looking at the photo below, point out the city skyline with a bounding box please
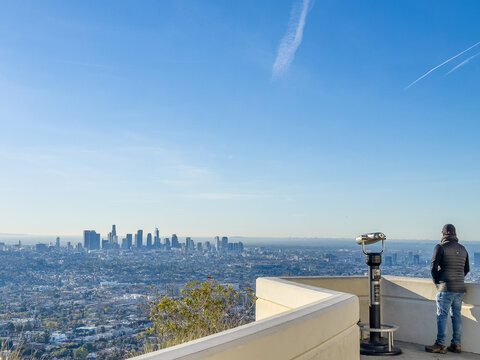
[2,222,480,244]
[1,1,480,240]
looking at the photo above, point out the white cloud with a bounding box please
[406,41,480,89]
[272,0,311,78]
[447,51,480,75]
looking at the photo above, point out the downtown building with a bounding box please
[83,230,100,250]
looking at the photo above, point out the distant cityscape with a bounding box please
[1,228,480,359]
[78,225,244,253]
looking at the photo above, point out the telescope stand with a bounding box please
[360,252,401,356]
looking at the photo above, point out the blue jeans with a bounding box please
[436,291,465,345]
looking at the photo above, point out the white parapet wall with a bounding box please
[381,276,480,353]
[285,276,369,324]
[131,277,360,360]
[255,277,360,360]
[286,276,480,355]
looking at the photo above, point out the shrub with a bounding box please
[146,280,255,349]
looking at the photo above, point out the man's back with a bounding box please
[431,235,469,293]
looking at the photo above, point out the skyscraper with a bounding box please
[215,236,221,252]
[136,230,143,248]
[147,233,153,248]
[83,230,100,250]
[108,224,118,246]
[221,237,228,252]
[93,233,100,250]
[83,230,90,249]
[154,227,160,248]
[186,237,194,252]
[163,237,171,249]
[126,233,133,249]
[55,237,60,248]
[171,234,179,248]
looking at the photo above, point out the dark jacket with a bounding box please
[431,235,470,293]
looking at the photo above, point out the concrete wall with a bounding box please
[288,276,480,354]
[132,278,360,360]
[130,275,480,359]
[382,276,480,353]
[255,278,360,360]
[287,276,369,324]
[255,277,338,321]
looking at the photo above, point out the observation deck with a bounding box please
[132,276,480,360]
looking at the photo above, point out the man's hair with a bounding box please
[442,224,456,236]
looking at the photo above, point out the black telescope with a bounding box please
[356,232,401,356]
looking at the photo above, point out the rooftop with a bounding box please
[132,276,480,360]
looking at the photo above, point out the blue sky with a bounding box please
[1,0,480,240]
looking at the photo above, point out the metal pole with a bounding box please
[367,252,382,343]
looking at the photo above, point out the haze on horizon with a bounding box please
[1,1,480,241]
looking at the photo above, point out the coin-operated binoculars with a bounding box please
[356,232,401,356]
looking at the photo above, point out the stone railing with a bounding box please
[132,277,360,360]
[131,275,480,359]
[290,276,480,354]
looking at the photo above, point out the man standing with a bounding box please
[425,224,470,354]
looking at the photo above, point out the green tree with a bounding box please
[73,346,88,360]
[146,280,255,349]
[50,347,69,358]
[32,330,50,344]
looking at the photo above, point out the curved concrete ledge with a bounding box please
[131,277,360,360]
[131,275,480,359]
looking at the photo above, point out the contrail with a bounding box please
[405,41,480,89]
[447,52,480,75]
[272,0,311,78]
